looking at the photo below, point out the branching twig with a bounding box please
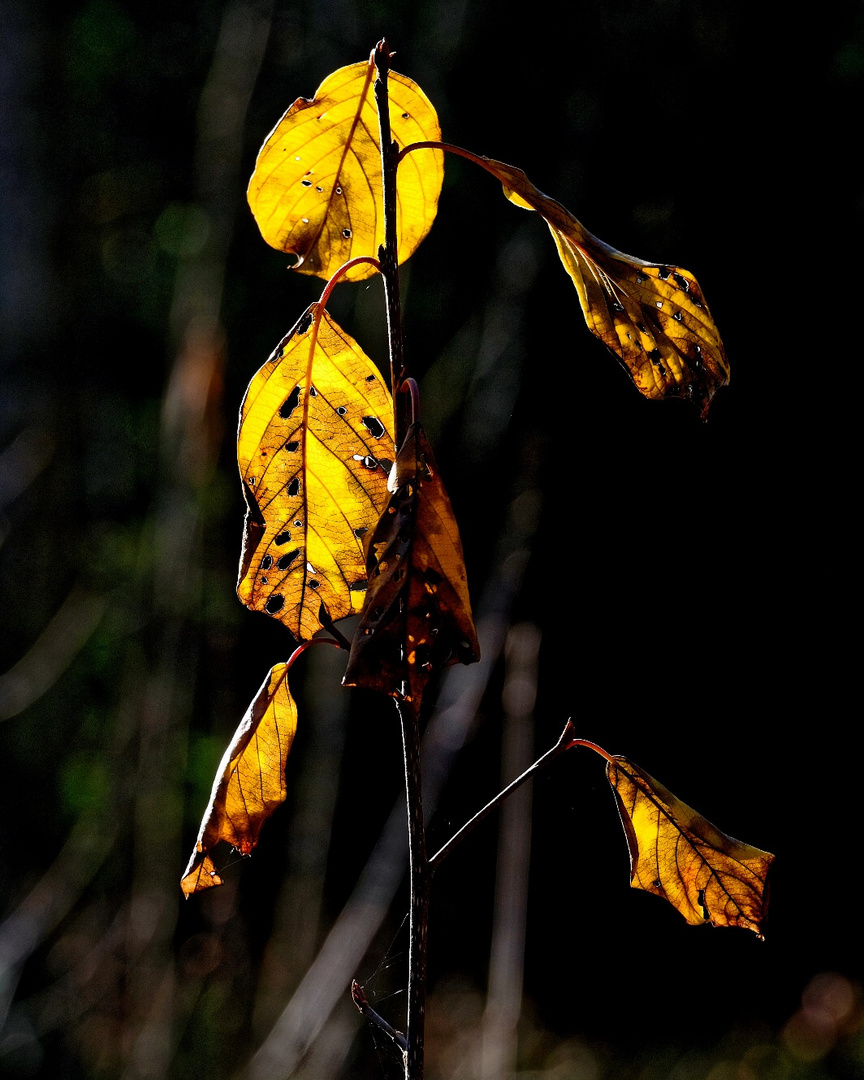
[430,720,577,872]
[352,980,408,1055]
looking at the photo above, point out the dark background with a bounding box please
[1,1,859,1078]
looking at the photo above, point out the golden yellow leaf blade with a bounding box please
[343,422,479,709]
[490,159,729,416]
[248,60,444,281]
[607,756,774,936]
[237,305,395,641]
[181,664,298,897]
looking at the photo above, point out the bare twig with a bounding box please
[352,980,408,1055]
[430,719,576,872]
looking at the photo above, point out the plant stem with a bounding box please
[374,39,411,450]
[374,39,429,1080]
[397,699,430,1080]
[429,720,577,872]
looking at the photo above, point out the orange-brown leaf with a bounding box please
[247,60,444,281]
[490,159,729,416]
[237,306,395,641]
[607,756,773,936]
[181,664,297,896]
[343,422,479,708]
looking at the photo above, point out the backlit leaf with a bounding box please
[607,756,774,936]
[181,664,297,896]
[490,159,729,416]
[248,59,444,281]
[343,422,479,709]
[237,305,395,642]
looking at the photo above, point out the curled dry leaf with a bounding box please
[181,664,298,896]
[343,422,479,710]
[248,59,444,282]
[237,305,395,642]
[607,756,774,936]
[489,159,729,416]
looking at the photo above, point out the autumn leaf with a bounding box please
[248,59,444,282]
[485,158,728,416]
[181,664,298,896]
[343,422,479,709]
[237,305,395,642]
[606,756,773,936]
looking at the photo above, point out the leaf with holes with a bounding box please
[343,422,479,710]
[248,58,443,282]
[607,756,774,936]
[238,305,395,641]
[487,159,728,416]
[181,664,297,896]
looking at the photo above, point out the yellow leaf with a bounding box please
[607,756,774,936]
[237,305,395,641]
[181,664,298,896]
[343,422,479,709]
[247,59,444,281]
[490,159,729,416]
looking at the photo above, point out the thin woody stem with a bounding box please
[374,38,429,1080]
[429,722,616,872]
[429,720,575,871]
[396,697,429,1080]
[374,40,412,450]
[352,980,409,1055]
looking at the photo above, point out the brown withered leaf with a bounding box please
[237,305,395,642]
[607,756,773,936]
[489,159,729,417]
[343,422,479,709]
[181,664,297,896]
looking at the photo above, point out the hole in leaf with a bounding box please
[288,478,301,496]
[362,415,385,439]
[275,531,291,545]
[301,179,312,187]
[353,527,368,538]
[350,580,368,591]
[297,312,313,334]
[309,580,320,590]
[284,440,299,452]
[265,595,285,614]
[260,555,273,570]
[280,386,301,419]
[276,549,300,570]
[336,406,347,416]
[342,228,352,238]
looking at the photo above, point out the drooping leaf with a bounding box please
[343,422,479,709]
[237,305,395,642]
[181,664,298,896]
[247,59,444,282]
[488,159,728,416]
[607,755,774,936]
